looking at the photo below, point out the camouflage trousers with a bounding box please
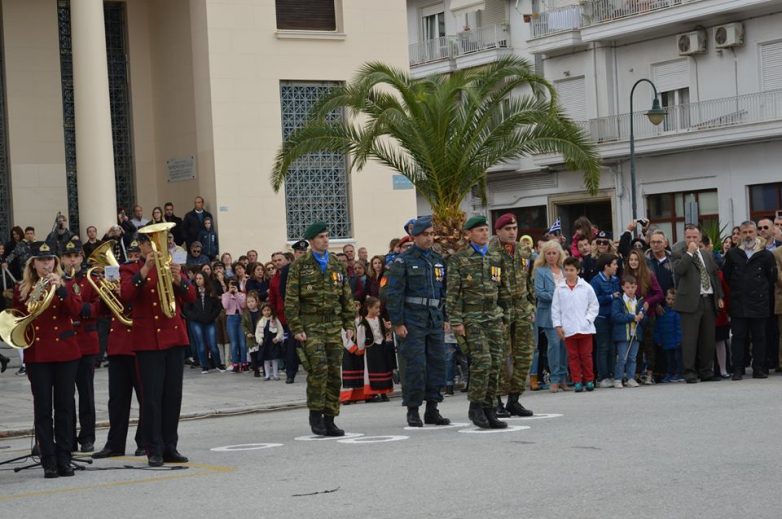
[498,318,534,396]
[462,317,505,408]
[302,322,344,417]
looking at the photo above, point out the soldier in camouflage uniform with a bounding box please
[446,216,511,429]
[489,213,535,418]
[384,217,450,428]
[285,222,355,436]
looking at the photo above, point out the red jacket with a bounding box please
[65,272,101,356]
[13,282,82,363]
[119,262,195,351]
[107,315,135,356]
[268,270,287,326]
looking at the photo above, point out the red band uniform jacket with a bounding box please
[64,272,101,356]
[13,283,83,363]
[119,262,196,351]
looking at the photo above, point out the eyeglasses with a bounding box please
[596,239,610,245]
[759,225,770,230]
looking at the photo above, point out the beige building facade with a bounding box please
[0,0,416,255]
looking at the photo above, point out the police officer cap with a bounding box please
[303,222,328,240]
[127,240,141,253]
[596,230,613,240]
[63,238,83,255]
[494,213,516,231]
[30,241,57,259]
[292,239,309,251]
[464,215,488,230]
[411,217,433,236]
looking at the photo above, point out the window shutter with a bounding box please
[555,77,587,121]
[652,59,689,93]
[276,0,336,31]
[761,41,782,90]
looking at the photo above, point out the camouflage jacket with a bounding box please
[284,251,355,335]
[384,245,446,328]
[488,237,535,321]
[445,244,511,326]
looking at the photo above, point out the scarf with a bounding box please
[312,250,329,273]
[471,243,488,257]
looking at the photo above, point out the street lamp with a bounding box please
[629,78,666,222]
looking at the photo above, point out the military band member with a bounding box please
[93,241,144,459]
[120,233,195,467]
[13,242,83,478]
[446,216,511,429]
[285,222,354,436]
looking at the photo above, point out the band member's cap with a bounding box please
[63,239,83,255]
[30,241,57,259]
[127,240,140,253]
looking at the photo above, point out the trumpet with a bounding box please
[0,271,57,349]
[137,222,177,318]
[86,241,132,327]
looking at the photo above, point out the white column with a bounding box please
[70,0,117,236]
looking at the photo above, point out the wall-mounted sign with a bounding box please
[166,156,196,183]
[393,175,414,190]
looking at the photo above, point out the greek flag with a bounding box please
[548,217,561,235]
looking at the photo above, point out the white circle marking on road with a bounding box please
[458,425,531,434]
[294,432,365,441]
[503,413,563,421]
[211,443,284,452]
[403,422,470,431]
[337,435,409,444]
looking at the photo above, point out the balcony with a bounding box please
[527,4,584,54]
[408,24,512,78]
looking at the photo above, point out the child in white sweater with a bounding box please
[254,303,284,380]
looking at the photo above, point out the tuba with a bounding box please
[86,240,132,326]
[137,222,177,318]
[0,273,57,349]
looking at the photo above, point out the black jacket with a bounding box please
[182,209,214,247]
[164,214,185,245]
[182,291,223,324]
[722,245,777,319]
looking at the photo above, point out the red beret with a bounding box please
[494,213,517,231]
[398,235,413,245]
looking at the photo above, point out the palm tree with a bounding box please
[271,56,601,249]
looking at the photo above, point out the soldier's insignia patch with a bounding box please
[380,276,388,288]
[491,266,502,282]
[434,263,444,281]
[72,283,81,295]
[306,285,313,291]
[466,274,472,282]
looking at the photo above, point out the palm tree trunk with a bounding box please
[432,204,467,256]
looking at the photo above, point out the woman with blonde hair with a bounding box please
[533,240,570,392]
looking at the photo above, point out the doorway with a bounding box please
[555,199,613,238]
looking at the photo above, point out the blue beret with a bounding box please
[411,217,433,236]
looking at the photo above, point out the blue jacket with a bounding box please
[590,272,620,319]
[197,229,219,260]
[653,305,681,350]
[534,266,556,328]
[384,245,446,329]
[611,296,645,342]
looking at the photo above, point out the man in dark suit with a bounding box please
[671,224,724,383]
[182,196,214,248]
[163,202,185,245]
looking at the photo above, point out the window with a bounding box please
[422,11,445,41]
[760,41,782,91]
[748,183,782,223]
[646,189,718,243]
[275,0,336,31]
[491,206,547,242]
[554,77,587,122]
[279,82,351,240]
[660,87,690,132]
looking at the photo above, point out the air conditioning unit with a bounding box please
[715,23,744,48]
[677,30,707,56]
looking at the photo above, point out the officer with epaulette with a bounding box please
[446,215,511,429]
[60,238,101,453]
[489,213,535,418]
[284,222,355,437]
[384,217,450,427]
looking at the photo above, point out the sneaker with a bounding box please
[272,376,280,381]
[599,378,613,388]
[613,380,623,389]
[625,378,640,388]
[216,366,226,373]
[16,366,26,376]
[585,382,594,392]
[574,383,583,392]
[671,376,685,383]
[661,375,672,383]
[201,370,210,374]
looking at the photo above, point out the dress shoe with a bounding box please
[309,410,327,436]
[468,402,490,429]
[44,466,59,479]
[148,455,164,467]
[444,385,454,395]
[285,377,294,384]
[379,394,389,402]
[423,402,450,425]
[163,451,189,463]
[406,406,423,427]
[731,373,743,381]
[495,397,511,418]
[752,371,768,379]
[57,464,75,477]
[483,407,508,429]
[702,375,721,382]
[92,447,124,459]
[323,415,345,437]
[80,441,95,453]
[0,353,9,373]
[505,394,533,417]
[134,447,146,456]
[685,377,699,384]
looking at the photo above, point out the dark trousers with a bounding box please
[97,317,111,361]
[284,328,299,380]
[680,296,716,381]
[73,354,96,446]
[397,323,446,407]
[105,355,143,453]
[27,360,79,466]
[765,315,779,371]
[135,346,185,457]
[731,317,767,375]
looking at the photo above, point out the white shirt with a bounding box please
[551,277,599,337]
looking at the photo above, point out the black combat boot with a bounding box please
[423,401,450,426]
[506,393,533,417]
[406,406,423,427]
[483,407,508,429]
[323,415,345,437]
[468,402,490,429]
[309,410,327,436]
[495,396,511,418]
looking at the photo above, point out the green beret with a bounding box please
[464,215,488,230]
[303,221,328,240]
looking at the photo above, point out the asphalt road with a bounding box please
[2,377,781,518]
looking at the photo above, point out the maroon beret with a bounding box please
[494,213,517,231]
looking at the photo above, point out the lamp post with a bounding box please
[629,78,666,221]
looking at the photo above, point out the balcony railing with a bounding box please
[530,4,583,38]
[409,24,509,67]
[586,0,703,26]
[582,89,782,143]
